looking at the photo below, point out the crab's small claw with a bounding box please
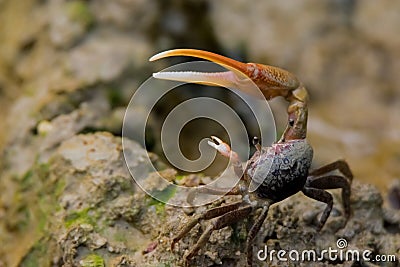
[207,136,231,158]
[208,136,244,178]
[208,136,242,166]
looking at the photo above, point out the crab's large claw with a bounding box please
[150,49,309,141]
[149,49,300,100]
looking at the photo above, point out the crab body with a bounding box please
[247,139,313,201]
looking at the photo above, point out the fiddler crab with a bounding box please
[150,49,353,266]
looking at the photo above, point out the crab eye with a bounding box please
[252,136,259,146]
[289,119,295,127]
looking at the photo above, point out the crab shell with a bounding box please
[246,139,313,201]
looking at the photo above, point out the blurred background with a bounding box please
[0,0,399,262]
[1,0,398,190]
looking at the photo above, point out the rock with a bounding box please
[388,179,400,210]
[354,0,400,50]
[48,0,94,48]
[66,31,151,85]
[0,132,155,266]
[2,131,398,266]
[210,1,333,65]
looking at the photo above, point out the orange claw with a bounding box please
[150,48,309,141]
[150,49,300,100]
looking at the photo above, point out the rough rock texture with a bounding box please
[1,132,399,266]
[0,0,400,266]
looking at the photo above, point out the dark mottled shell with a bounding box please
[246,139,313,201]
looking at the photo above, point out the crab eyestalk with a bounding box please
[150,48,309,141]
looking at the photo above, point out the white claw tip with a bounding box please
[149,55,157,62]
[210,136,223,144]
[149,50,171,61]
[208,136,230,155]
[207,140,218,150]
